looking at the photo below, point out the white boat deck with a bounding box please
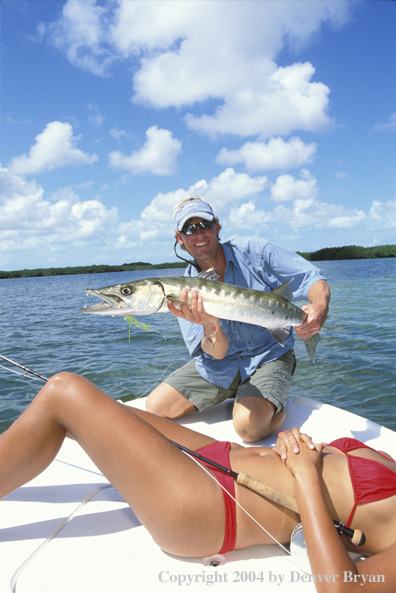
[1,396,395,593]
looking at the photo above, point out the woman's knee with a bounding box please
[46,371,80,391]
[41,372,90,407]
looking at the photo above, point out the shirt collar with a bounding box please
[187,241,237,278]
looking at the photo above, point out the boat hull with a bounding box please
[1,396,395,592]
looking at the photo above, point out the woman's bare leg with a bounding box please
[0,373,226,557]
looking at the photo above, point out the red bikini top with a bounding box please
[328,437,396,527]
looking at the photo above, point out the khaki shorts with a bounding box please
[164,350,296,414]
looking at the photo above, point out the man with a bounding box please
[146,195,330,441]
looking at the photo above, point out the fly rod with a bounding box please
[170,440,366,547]
[0,355,49,382]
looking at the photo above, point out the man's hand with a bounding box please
[168,288,229,358]
[295,280,330,339]
[167,287,217,326]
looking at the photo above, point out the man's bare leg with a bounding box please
[146,382,196,418]
[233,397,286,442]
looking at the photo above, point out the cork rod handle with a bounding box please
[236,471,299,514]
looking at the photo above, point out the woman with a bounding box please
[1,372,396,591]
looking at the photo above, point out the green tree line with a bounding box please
[0,261,187,280]
[1,244,394,279]
[297,244,396,261]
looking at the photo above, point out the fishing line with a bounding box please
[0,353,187,404]
[10,484,114,593]
[0,355,49,382]
[134,358,191,400]
[0,363,44,382]
[180,448,295,561]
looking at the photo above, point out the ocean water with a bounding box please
[0,259,395,434]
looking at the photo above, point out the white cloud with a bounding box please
[216,137,317,172]
[229,202,271,230]
[116,165,374,240]
[0,167,118,248]
[270,199,366,231]
[373,112,396,132]
[110,127,128,139]
[187,168,268,216]
[117,168,267,244]
[41,0,119,76]
[41,0,352,138]
[109,126,182,175]
[2,163,395,268]
[87,103,105,126]
[368,198,396,228]
[185,62,332,138]
[8,121,98,175]
[271,169,318,202]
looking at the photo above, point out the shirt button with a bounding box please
[241,356,244,359]
[247,340,250,344]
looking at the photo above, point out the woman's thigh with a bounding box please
[48,373,227,557]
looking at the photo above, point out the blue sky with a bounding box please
[1,0,395,271]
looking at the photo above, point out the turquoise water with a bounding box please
[0,259,395,433]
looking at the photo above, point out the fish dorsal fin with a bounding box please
[272,279,294,302]
[197,267,220,281]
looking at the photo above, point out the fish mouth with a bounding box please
[80,289,127,313]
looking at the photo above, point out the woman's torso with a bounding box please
[228,442,396,555]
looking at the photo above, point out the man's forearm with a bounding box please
[307,280,330,327]
[308,279,331,310]
[295,280,330,339]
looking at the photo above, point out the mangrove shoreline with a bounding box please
[1,244,395,279]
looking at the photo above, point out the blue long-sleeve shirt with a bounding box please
[178,237,326,388]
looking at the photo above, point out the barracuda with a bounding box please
[80,273,320,361]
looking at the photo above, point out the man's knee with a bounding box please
[233,418,274,442]
[146,384,195,418]
[233,398,282,442]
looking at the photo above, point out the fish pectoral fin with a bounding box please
[304,333,321,363]
[272,280,294,302]
[267,326,290,346]
[166,296,189,309]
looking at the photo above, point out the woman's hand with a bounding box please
[273,427,326,462]
[283,436,326,479]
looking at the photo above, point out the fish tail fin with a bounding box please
[305,333,321,363]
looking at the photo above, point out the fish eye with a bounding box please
[121,286,132,296]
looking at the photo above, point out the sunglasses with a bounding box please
[180,219,216,235]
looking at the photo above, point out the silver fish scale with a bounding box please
[160,277,304,328]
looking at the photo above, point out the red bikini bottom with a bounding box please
[195,441,237,554]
